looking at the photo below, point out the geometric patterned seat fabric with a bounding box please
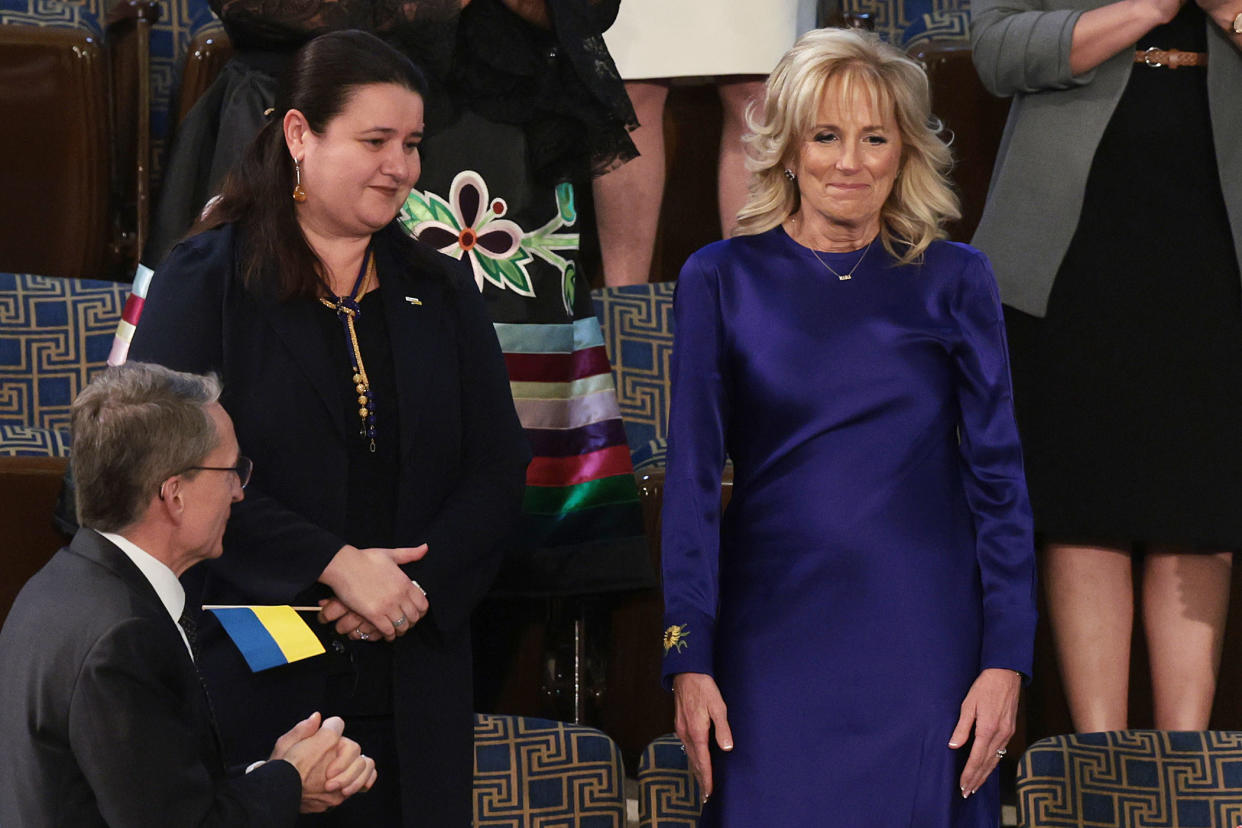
[0,0,220,188]
[146,1,224,187]
[637,734,701,828]
[0,273,129,456]
[901,8,971,49]
[838,0,973,46]
[1017,730,1242,827]
[474,713,627,826]
[592,283,674,472]
[0,0,102,35]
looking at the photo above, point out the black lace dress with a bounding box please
[1005,4,1242,548]
[147,0,637,264]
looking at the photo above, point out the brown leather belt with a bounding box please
[1134,47,1207,68]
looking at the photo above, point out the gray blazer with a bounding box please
[970,0,1242,317]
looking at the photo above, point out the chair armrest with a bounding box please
[174,24,233,133]
[0,456,70,627]
[106,0,161,271]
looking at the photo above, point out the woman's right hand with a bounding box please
[319,544,429,641]
[672,672,733,803]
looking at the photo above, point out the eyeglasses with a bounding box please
[178,456,254,489]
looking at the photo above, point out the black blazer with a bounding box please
[128,222,530,825]
[0,529,302,827]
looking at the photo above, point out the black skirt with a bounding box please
[1006,4,1242,548]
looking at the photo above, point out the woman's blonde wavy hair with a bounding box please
[734,27,960,265]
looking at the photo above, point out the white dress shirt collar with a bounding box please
[97,530,193,658]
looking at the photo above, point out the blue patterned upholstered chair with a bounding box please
[145,0,226,187]
[837,0,972,47]
[473,713,628,826]
[0,0,224,277]
[592,283,675,473]
[591,283,732,767]
[0,273,130,456]
[1017,730,1242,827]
[0,273,128,624]
[0,0,113,277]
[637,734,701,828]
[170,11,230,131]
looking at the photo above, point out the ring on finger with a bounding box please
[359,631,370,641]
[393,616,407,627]
[995,747,1007,758]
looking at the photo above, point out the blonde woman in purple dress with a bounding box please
[660,28,1037,826]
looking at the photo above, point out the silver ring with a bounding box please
[393,616,407,627]
[996,748,1007,758]
[358,631,370,641]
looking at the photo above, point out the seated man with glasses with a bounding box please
[0,361,376,827]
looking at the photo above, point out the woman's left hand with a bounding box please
[317,596,425,641]
[1195,0,1242,35]
[948,667,1021,798]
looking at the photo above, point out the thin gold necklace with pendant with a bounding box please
[809,239,872,281]
[794,218,874,281]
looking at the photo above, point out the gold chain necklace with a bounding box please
[793,218,875,281]
[809,240,872,281]
[318,252,377,452]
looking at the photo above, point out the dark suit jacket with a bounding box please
[128,221,530,825]
[0,529,302,827]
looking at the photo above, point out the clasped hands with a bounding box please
[318,543,430,642]
[672,667,1020,803]
[268,711,377,813]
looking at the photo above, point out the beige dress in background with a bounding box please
[603,0,818,79]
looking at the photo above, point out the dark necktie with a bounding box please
[178,610,224,755]
[178,610,200,661]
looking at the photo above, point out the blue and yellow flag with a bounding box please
[206,606,325,672]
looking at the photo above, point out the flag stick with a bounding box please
[202,604,322,612]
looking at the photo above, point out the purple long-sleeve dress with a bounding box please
[660,227,1037,826]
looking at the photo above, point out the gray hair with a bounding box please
[71,362,222,532]
[734,27,960,264]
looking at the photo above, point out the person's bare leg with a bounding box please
[1043,543,1133,731]
[593,80,669,286]
[1143,549,1232,730]
[716,77,764,237]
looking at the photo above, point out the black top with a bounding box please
[316,289,400,548]
[1005,1,1242,546]
[210,0,637,179]
[1137,1,1206,51]
[314,288,399,714]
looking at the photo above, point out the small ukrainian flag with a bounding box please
[205,605,326,672]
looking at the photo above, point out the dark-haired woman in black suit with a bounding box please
[130,30,530,826]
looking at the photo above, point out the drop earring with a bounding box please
[292,160,307,203]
